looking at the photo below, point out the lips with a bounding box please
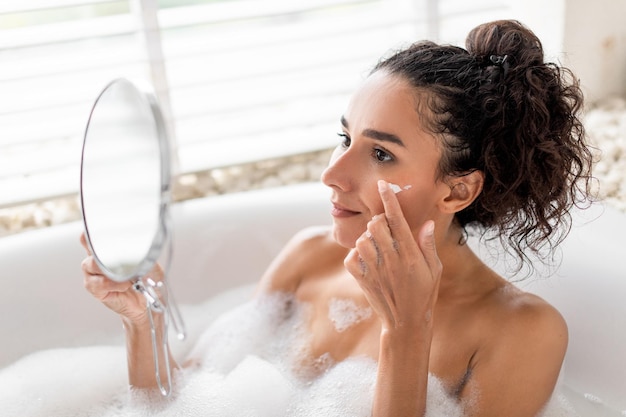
[330,202,361,218]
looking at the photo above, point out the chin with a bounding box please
[331,223,359,249]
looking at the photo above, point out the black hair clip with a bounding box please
[489,54,510,78]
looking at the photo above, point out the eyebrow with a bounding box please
[340,116,406,148]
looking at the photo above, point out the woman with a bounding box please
[82,20,593,416]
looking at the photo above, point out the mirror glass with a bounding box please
[80,78,170,282]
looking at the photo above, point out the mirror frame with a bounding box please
[79,78,172,282]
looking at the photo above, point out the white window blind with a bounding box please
[160,0,430,175]
[0,0,512,209]
[0,0,152,208]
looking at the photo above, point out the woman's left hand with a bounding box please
[344,180,442,331]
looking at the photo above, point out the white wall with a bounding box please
[563,0,626,103]
[513,0,626,104]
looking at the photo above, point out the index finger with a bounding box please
[377,179,412,238]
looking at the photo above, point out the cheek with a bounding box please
[399,202,424,231]
[396,188,441,231]
[362,184,385,216]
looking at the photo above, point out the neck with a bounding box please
[434,222,496,299]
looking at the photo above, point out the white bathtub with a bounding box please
[0,182,624,415]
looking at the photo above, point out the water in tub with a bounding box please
[0,285,618,416]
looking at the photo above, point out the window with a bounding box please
[0,0,513,229]
[165,0,427,174]
[1,1,149,209]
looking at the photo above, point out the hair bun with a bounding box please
[465,20,544,69]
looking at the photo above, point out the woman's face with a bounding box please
[321,71,450,248]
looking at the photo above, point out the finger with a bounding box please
[366,214,398,261]
[344,248,365,279]
[344,231,378,279]
[79,232,91,255]
[357,225,402,313]
[83,271,132,300]
[417,221,442,279]
[81,257,133,293]
[147,263,165,282]
[377,180,412,242]
[344,247,396,326]
[80,232,86,247]
[354,229,380,272]
[81,257,104,281]
[81,256,104,276]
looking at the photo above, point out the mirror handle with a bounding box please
[131,210,186,396]
[160,211,186,341]
[133,272,185,396]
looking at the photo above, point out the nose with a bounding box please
[321,145,353,192]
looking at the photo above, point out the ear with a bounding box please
[439,170,484,214]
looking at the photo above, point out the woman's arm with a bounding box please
[374,324,433,416]
[121,313,180,389]
[81,233,180,390]
[255,225,337,295]
[344,181,442,417]
[345,181,567,416]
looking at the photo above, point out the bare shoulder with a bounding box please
[475,280,568,366]
[462,281,568,416]
[256,225,346,294]
[492,283,568,346]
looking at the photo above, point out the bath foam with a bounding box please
[0,288,583,417]
[328,297,373,332]
[0,345,128,417]
[187,291,312,377]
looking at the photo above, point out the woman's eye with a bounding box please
[337,133,351,148]
[373,148,393,163]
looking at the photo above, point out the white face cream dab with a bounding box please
[388,183,412,194]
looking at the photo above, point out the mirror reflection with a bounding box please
[80,78,168,281]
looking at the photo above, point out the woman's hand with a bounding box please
[81,233,180,389]
[344,180,442,332]
[80,232,158,325]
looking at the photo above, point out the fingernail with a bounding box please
[378,179,388,192]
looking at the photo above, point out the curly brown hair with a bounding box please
[372,20,594,269]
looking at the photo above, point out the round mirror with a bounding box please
[80,78,184,396]
[80,78,170,282]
